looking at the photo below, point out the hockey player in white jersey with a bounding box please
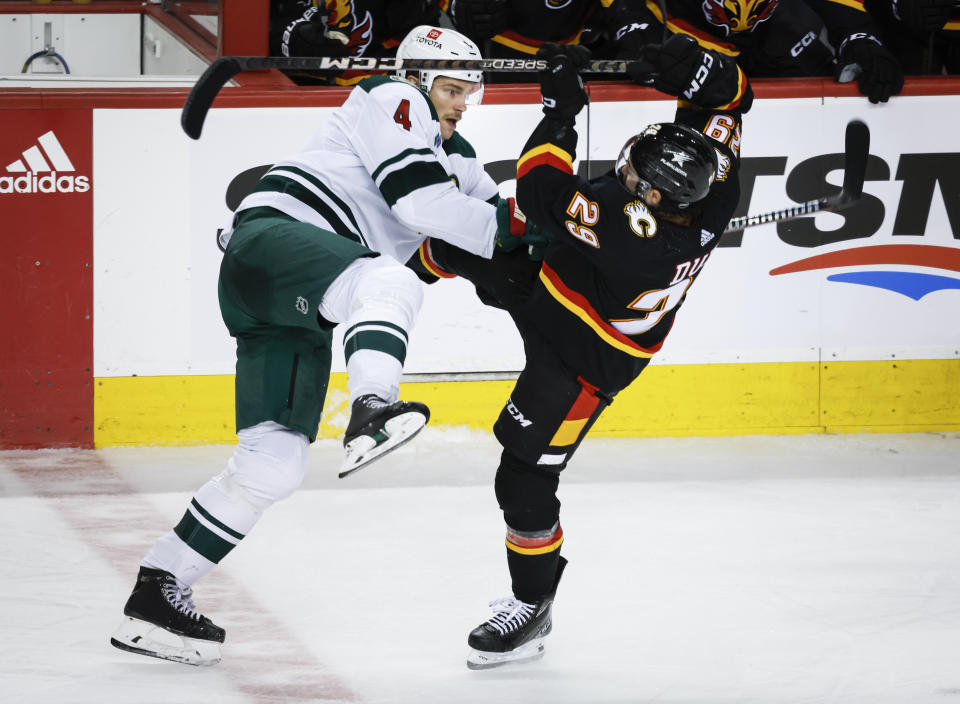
[110,25,543,666]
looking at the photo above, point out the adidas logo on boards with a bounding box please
[0,130,90,194]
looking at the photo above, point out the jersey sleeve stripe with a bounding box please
[418,240,457,279]
[517,143,575,179]
[378,161,453,208]
[644,1,740,56]
[371,147,435,182]
[823,0,867,10]
[251,174,365,245]
[491,27,584,54]
[539,263,663,359]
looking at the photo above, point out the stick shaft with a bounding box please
[208,55,629,75]
[182,55,629,139]
[724,198,829,233]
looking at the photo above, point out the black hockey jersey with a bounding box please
[270,0,449,84]
[485,0,602,55]
[609,0,884,76]
[513,106,742,393]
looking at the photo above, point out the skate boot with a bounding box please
[339,394,430,477]
[110,567,225,666]
[466,557,567,669]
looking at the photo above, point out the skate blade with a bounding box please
[110,616,221,666]
[338,411,427,478]
[466,638,546,670]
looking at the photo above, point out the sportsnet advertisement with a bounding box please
[91,96,960,379]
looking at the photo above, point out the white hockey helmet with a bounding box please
[396,25,484,105]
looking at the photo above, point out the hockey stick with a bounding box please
[657,0,670,42]
[181,55,629,140]
[723,119,870,234]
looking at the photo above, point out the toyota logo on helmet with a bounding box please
[396,25,485,105]
[701,0,779,34]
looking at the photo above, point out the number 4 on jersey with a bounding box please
[394,99,412,131]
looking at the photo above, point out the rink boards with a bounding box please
[2,82,959,446]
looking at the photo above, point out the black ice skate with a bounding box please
[110,567,225,666]
[466,557,567,670]
[339,394,430,478]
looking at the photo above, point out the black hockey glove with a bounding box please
[836,34,904,104]
[537,44,592,121]
[495,198,552,255]
[282,14,352,58]
[892,0,955,32]
[628,34,701,94]
[629,34,750,110]
[451,0,510,41]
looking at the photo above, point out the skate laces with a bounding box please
[485,597,536,635]
[161,578,201,621]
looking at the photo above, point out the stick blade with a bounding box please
[841,119,870,201]
[181,57,243,140]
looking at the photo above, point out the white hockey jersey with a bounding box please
[228,75,500,264]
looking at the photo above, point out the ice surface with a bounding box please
[2,430,959,703]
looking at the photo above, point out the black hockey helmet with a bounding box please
[615,123,718,212]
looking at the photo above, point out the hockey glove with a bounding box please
[892,0,955,33]
[835,34,904,104]
[282,13,353,58]
[630,34,702,95]
[451,0,510,40]
[537,44,592,121]
[629,35,751,110]
[495,198,552,255]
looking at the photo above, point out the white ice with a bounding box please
[1,430,959,704]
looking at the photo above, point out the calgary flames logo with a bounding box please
[347,11,373,53]
[701,0,779,34]
[625,200,658,238]
[326,0,355,30]
[326,0,373,56]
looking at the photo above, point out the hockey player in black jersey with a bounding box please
[415,40,752,668]
[608,0,904,103]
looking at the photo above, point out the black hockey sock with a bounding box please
[507,549,565,603]
[507,547,562,603]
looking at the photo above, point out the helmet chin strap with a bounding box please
[641,188,662,208]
